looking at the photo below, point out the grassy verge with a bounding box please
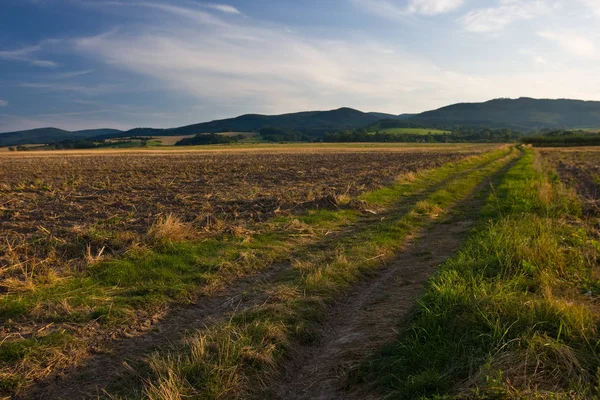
[358,148,600,399]
[0,147,512,396]
[126,148,519,399]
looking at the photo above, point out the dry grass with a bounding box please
[147,214,194,243]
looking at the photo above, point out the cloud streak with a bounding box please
[407,0,465,15]
[0,44,58,67]
[18,81,117,96]
[352,0,464,20]
[205,3,240,14]
[0,100,8,107]
[580,0,600,15]
[460,0,556,32]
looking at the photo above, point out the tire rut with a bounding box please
[267,154,518,400]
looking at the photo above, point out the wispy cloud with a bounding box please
[406,0,465,15]
[460,0,556,32]
[580,0,600,15]
[0,100,8,107]
[19,81,116,96]
[538,30,597,58]
[352,0,463,20]
[31,60,58,67]
[0,44,58,67]
[518,49,550,65]
[51,69,95,79]
[205,3,240,14]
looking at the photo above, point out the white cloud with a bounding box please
[518,49,549,65]
[580,0,600,15]
[538,31,597,58]
[18,82,117,96]
[205,3,240,14]
[0,100,8,107]
[0,44,58,67]
[406,0,465,15]
[460,0,556,32]
[50,69,95,79]
[31,60,58,68]
[352,0,463,20]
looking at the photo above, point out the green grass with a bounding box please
[0,331,72,393]
[358,148,600,399]
[370,128,452,136]
[128,148,518,399]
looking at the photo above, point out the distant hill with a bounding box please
[411,98,600,131]
[117,108,400,138]
[4,99,600,146]
[73,129,123,137]
[0,127,123,146]
[0,128,83,146]
[0,108,399,146]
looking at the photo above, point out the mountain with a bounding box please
[4,99,600,146]
[0,108,395,146]
[149,107,398,137]
[410,98,600,131]
[398,113,417,119]
[73,129,123,137]
[0,128,78,146]
[0,128,123,146]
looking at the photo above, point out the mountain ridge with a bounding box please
[412,97,600,131]
[3,98,600,146]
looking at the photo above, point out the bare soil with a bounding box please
[540,149,600,214]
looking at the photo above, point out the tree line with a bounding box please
[323,128,518,143]
[522,130,600,146]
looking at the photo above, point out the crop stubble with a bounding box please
[0,148,482,283]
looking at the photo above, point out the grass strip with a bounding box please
[129,147,519,400]
[358,148,600,399]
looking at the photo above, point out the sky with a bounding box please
[1,0,599,132]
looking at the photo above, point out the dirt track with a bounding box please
[267,155,516,400]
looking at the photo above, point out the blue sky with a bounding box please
[1,0,599,132]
